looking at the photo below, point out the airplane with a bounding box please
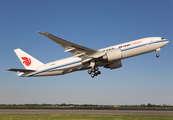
[7,32,169,78]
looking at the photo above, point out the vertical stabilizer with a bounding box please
[14,48,44,69]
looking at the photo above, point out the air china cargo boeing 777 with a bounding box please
[7,32,169,78]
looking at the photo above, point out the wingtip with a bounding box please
[6,68,12,71]
[37,31,49,35]
[37,31,44,34]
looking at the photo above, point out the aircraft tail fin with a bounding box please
[14,48,44,69]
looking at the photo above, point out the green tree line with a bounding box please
[0,103,172,109]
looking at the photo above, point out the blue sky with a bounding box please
[0,0,172,105]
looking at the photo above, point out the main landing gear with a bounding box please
[88,60,101,78]
[88,67,101,78]
[156,48,161,58]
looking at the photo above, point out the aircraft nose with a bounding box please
[162,40,169,46]
[165,41,169,44]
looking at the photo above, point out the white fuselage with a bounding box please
[19,37,169,77]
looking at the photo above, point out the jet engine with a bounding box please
[104,60,122,69]
[102,48,122,61]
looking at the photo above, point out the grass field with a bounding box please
[0,115,173,120]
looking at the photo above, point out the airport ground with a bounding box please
[0,114,173,120]
[0,109,173,116]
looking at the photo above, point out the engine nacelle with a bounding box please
[103,48,122,61]
[105,60,122,69]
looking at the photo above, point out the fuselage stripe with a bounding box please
[28,61,81,77]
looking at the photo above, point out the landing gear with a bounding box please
[90,71,101,78]
[88,67,101,78]
[156,54,160,58]
[91,74,95,78]
[91,68,95,72]
[88,70,92,74]
[88,60,101,78]
[156,48,161,58]
[97,71,101,75]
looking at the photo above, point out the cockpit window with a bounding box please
[161,38,164,40]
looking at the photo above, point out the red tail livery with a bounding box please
[22,57,31,66]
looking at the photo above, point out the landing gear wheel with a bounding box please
[95,67,99,71]
[91,74,95,78]
[91,68,95,72]
[88,70,92,74]
[89,66,101,78]
[97,71,101,75]
[156,54,160,58]
[94,72,97,76]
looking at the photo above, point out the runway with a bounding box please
[0,109,173,116]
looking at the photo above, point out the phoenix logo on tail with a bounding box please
[21,57,31,66]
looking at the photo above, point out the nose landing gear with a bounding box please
[156,48,161,58]
[156,54,160,58]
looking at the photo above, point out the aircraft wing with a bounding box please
[37,32,105,62]
[7,68,36,72]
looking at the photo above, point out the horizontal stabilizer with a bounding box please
[7,68,36,72]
